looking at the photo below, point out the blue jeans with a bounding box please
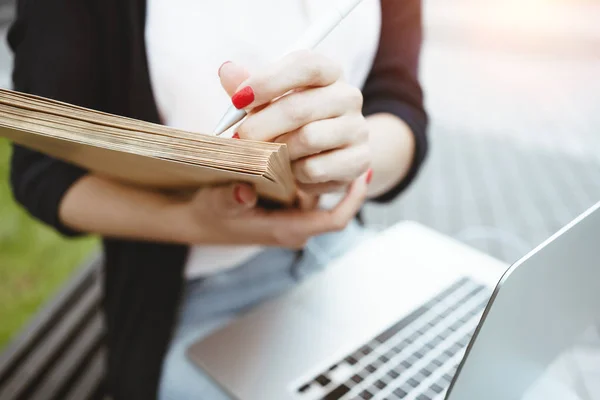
[158,220,374,399]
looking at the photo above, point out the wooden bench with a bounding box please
[0,256,106,400]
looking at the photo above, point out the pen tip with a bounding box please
[213,106,248,136]
[213,117,230,136]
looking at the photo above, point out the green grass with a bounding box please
[0,138,98,351]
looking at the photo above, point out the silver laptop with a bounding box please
[187,201,600,400]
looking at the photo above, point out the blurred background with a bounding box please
[0,0,599,350]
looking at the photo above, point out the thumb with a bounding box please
[195,183,257,217]
[218,61,251,97]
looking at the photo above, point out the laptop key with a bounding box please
[413,372,427,382]
[416,394,431,400]
[431,358,444,367]
[438,353,450,364]
[345,355,358,365]
[374,379,386,389]
[439,330,452,340]
[393,387,408,398]
[388,369,400,379]
[298,383,311,393]
[322,384,350,400]
[359,390,374,399]
[430,383,444,393]
[375,302,431,344]
[385,350,397,359]
[316,374,331,386]
[392,345,404,353]
[435,377,449,389]
[407,377,420,387]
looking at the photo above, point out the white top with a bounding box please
[145,0,381,279]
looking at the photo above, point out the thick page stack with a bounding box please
[0,89,297,204]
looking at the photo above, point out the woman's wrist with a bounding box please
[159,199,209,245]
[365,113,416,199]
[59,174,210,245]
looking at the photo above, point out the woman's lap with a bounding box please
[158,221,374,400]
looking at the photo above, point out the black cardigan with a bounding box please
[7,0,428,398]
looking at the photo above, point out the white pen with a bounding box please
[213,0,367,136]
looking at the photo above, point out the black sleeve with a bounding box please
[7,0,100,236]
[361,0,429,203]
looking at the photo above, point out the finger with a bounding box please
[197,183,257,217]
[297,181,349,195]
[263,173,368,241]
[296,190,320,211]
[237,82,363,142]
[310,173,369,235]
[229,50,342,111]
[275,115,368,160]
[219,61,251,97]
[292,144,371,184]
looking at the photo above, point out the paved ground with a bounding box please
[1,0,599,264]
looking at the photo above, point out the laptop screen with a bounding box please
[522,323,600,400]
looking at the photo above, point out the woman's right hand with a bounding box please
[174,174,369,249]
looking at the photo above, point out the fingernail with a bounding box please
[234,186,246,204]
[232,132,240,139]
[218,61,231,76]
[366,168,373,184]
[232,86,255,109]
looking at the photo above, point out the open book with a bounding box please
[0,89,297,205]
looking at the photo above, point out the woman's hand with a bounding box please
[219,51,372,195]
[174,176,369,249]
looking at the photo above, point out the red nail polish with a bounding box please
[231,86,255,109]
[232,132,240,139]
[218,61,231,76]
[366,169,373,184]
[234,186,245,204]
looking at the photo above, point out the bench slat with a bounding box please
[63,349,105,400]
[0,257,101,386]
[27,314,104,400]
[0,281,101,400]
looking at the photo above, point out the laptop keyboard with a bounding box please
[295,277,492,400]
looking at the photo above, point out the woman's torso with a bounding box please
[145,0,382,278]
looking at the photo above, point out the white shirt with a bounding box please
[145,0,381,279]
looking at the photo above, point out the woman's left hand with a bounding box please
[219,51,372,195]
